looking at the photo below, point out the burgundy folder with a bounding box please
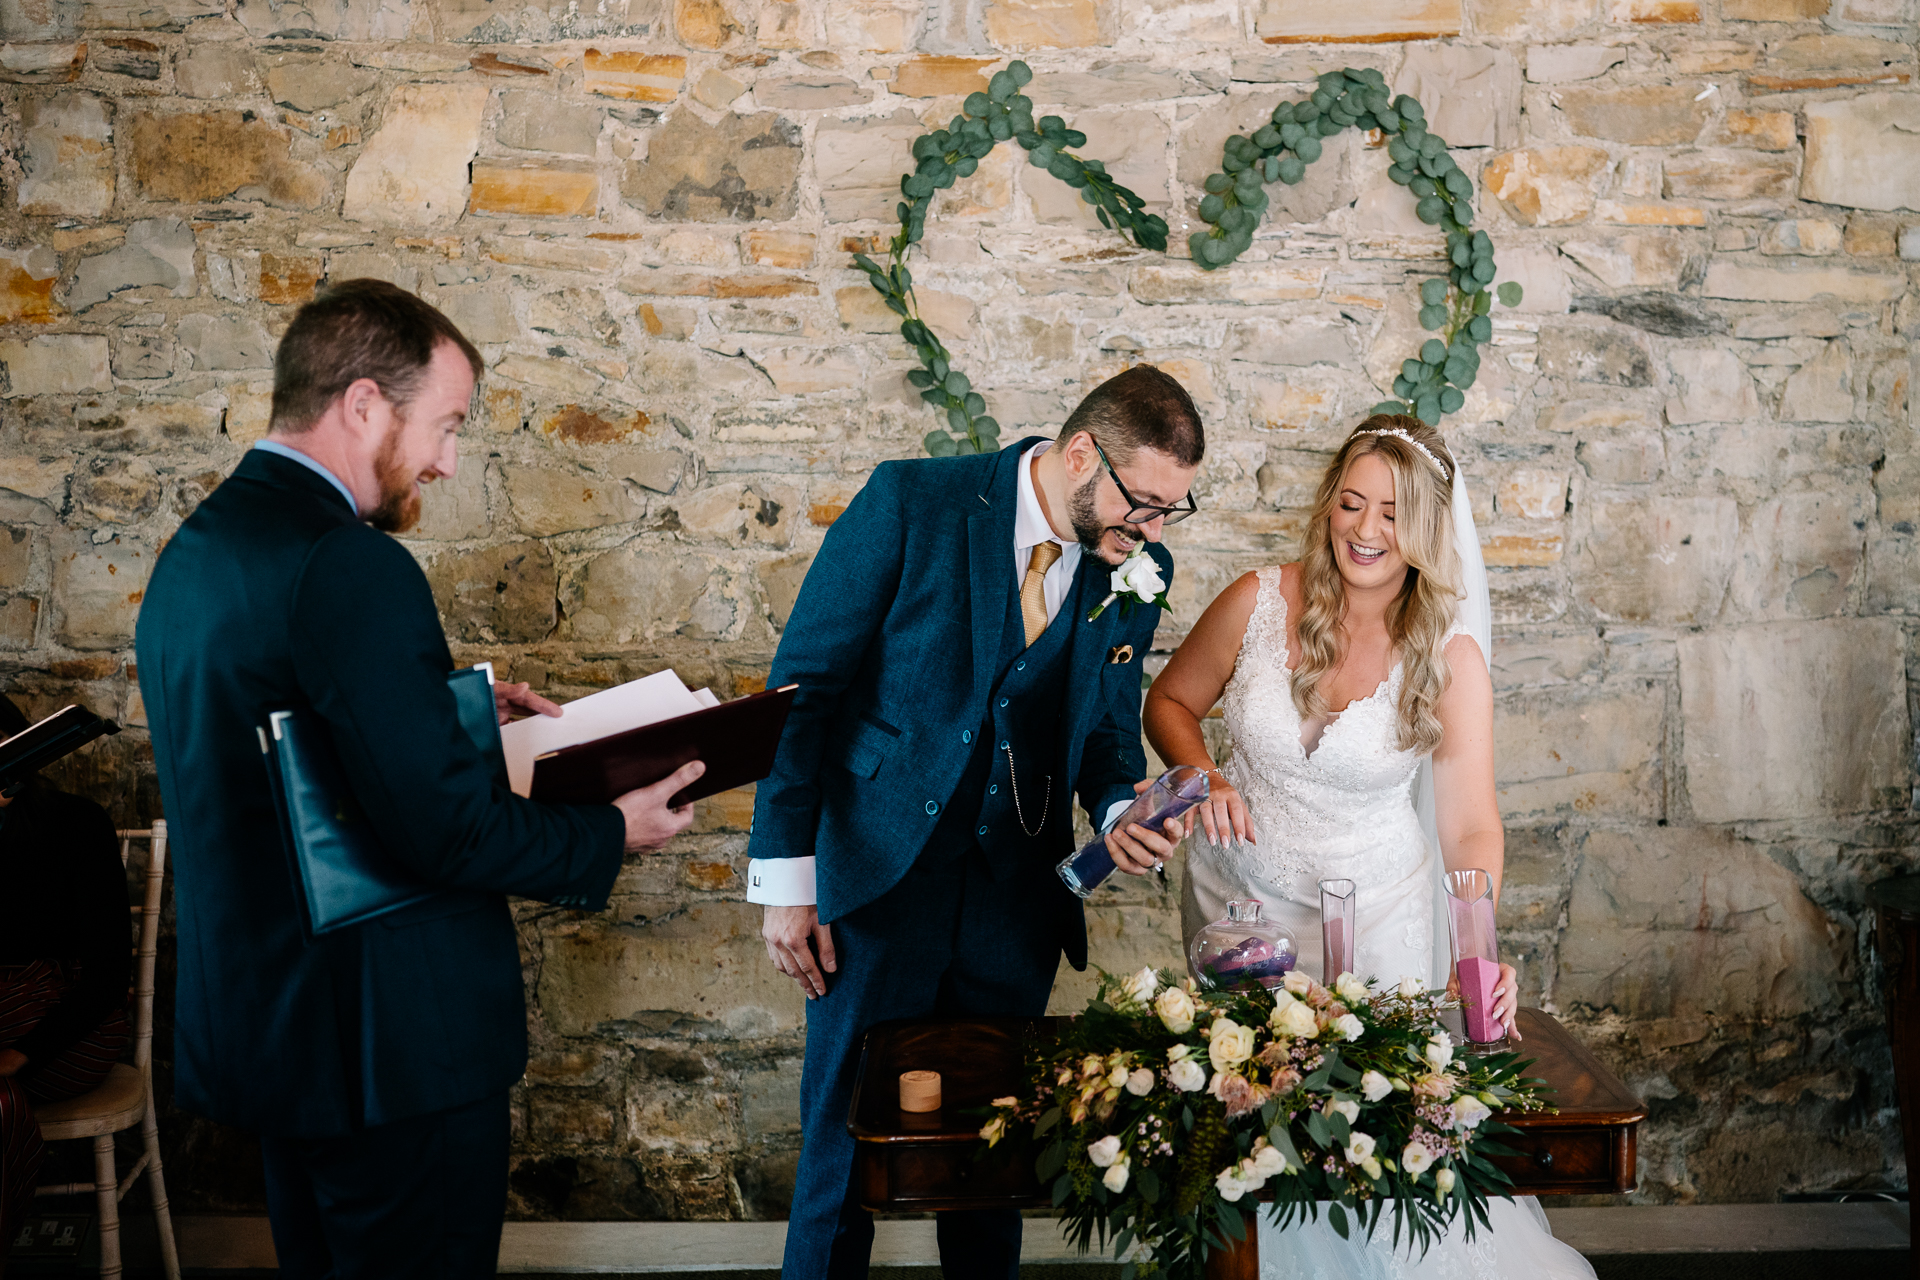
[526,684,798,809]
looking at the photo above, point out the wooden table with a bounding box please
[849,1009,1645,1273]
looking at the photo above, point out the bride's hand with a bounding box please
[1196,775,1254,847]
[1492,962,1522,1040]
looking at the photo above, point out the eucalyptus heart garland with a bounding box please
[852,63,1522,455]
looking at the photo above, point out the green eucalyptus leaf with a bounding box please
[988,115,1011,141]
[1393,375,1414,399]
[1473,229,1494,255]
[1254,124,1281,150]
[1421,338,1448,365]
[964,90,992,116]
[1420,278,1448,306]
[924,429,958,457]
[1199,193,1225,222]
[1415,196,1447,224]
[1272,101,1297,124]
[1410,175,1437,198]
[1387,164,1415,186]
[1471,258,1497,284]
[1451,241,1473,268]
[974,415,999,437]
[1498,281,1524,307]
[1277,156,1306,184]
[1204,172,1234,194]
[1065,128,1087,147]
[1295,135,1322,163]
[1401,357,1426,382]
[1439,386,1465,414]
[1445,169,1473,197]
[988,69,1015,101]
[1414,394,1441,425]
[1371,399,1409,417]
[1009,60,1033,86]
[1468,315,1493,342]
[1419,303,1448,331]
[1264,155,1281,182]
[1474,289,1494,316]
[1376,107,1400,132]
[906,368,935,388]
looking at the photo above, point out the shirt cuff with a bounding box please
[746,856,817,906]
[1102,799,1133,831]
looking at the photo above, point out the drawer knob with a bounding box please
[1533,1148,1554,1170]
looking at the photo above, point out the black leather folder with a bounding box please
[0,705,121,793]
[527,683,798,808]
[261,665,500,938]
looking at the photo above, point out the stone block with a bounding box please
[1760,219,1844,257]
[172,42,258,97]
[1575,431,1663,482]
[233,0,408,38]
[1524,44,1624,82]
[756,0,810,46]
[1028,110,1167,230]
[259,252,322,306]
[94,35,158,78]
[814,110,926,222]
[1481,147,1610,226]
[1724,0,1825,14]
[537,907,803,1039]
[0,246,60,325]
[428,540,557,644]
[1538,322,1652,386]
[19,92,112,217]
[65,216,196,311]
[1559,828,1847,1020]
[0,455,71,503]
[73,456,160,525]
[59,398,222,451]
[756,550,810,628]
[751,346,861,394]
[1493,681,1665,817]
[1608,0,1696,17]
[572,544,745,642]
[472,161,599,218]
[539,403,656,445]
[501,463,643,536]
[825,0,920,49]
[985,0,1112,47]
[1131,262,1324,305]
[1473,0,1594,36]
[1497,469,1567,519]
[1728,489,1869,620]
[53,533,150,650]
[0,335,109,395]
[177,314,273,371]
[1714,109,1795,151]
[1661,151,1797,201]
[130,109,327,209]
[740,1058,802,1136]
[1847,217,1898,256]
[527,288,619,343]
[607,448,685,494]
[691,67,746,109]
[675,0,745,47]
[1559,231,1687,288]
[674,482,796,545]
[1256,0,1460,43]
[754,74,869,109]
[1574,495,1737,622]
[624,111,802,222]
[1665,347,1759,424]
[1777,338,1853,422]
[0,529,31,589]
[583,50,686,102]
[1032,63,1215,108]
[1680,619,1909,819]
[1394,44,1522,150]
[890,55,991,97]
[1701,261,1906,303]
[263,56,376,112]
[743,230,814,269]
[344,83,488,229]
[1559,84,1708,147]
[495,91,602,156]
[408,456,489,541]
[0,42,86,84]
[1801,94,1920,214]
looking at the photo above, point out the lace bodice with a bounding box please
[1216,568,1453,903]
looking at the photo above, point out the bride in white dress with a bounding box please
[1141,415,1596,1280]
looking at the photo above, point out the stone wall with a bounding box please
[1,0,1915,1219]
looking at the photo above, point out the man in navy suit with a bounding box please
[748,366,1206,1279]
[136,280,703,1279]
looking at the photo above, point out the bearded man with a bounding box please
[136,279,701,1279]
[748,365,1206,1279]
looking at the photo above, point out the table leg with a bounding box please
[1203,1215,1260,1280]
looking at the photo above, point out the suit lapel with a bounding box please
[965,442,1029,711]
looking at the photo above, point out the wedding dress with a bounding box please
[1181,567,1596,1280]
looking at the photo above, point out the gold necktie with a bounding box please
[1021,541,1062,647]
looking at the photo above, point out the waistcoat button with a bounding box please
[977,825,988,837]
[998,739,1009,750]
[925,800,938,815]
[961,730,972,743]
[998,697,1009,708]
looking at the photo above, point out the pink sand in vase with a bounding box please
[1456,955,1502,1043]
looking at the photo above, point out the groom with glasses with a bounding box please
[749,364,1205,1279]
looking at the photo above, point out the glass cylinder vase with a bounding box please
[1319,877,1355,982]
[1056,765,1209,898]
[1445,868,1504,1044]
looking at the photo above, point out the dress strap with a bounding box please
[1242,567,1290,668]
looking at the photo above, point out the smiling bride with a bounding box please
[1142,414,1596,1278]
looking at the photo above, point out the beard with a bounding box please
[365,420,424,534]
[1067,472,1137,564]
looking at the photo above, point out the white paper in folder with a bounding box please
[500,669,711,797]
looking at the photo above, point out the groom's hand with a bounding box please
[1105,779,1186,875]
[764,905,837,999]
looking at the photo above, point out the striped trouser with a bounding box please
[0,962,130,1247]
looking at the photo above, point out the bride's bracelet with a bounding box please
[1201,766,1230,789]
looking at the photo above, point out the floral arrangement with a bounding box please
[978,966,1551,1280]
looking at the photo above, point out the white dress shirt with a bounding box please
[746,443,1125,909]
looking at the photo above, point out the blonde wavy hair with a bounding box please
[1293,414,1463,755]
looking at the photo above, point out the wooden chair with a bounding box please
[32,820,181,1280]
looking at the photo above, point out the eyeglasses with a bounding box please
[1090,435,1197,527]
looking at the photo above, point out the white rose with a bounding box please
[1425,1031,1454,1072]
[1108,1063,1130,1089]
[1361,1156,1383,1180]
[1399,976,1424,998]
[1345,1131,1377,1163]
[1277,1000,1319,1039]
[1155,987,1196,1034]
[1332,1013,1364,1042]
[1208,1017,1257,1071]
[1214,1168,1249,1202]
[1112,551,1166,600]
[1452,1095,1492,1131]
[1335,973,1370,1005]
[1103,1157,1131,1193]
[1169,1058,1209,1093]
[1088,1135,1123,1167]
[1121,966,1159,1005]
[1126,1067,1155,1096]
[979,1115,1006,1146]
[1167,1043,1191,1062]
[991,1095,1018,1108]
[1283,970,1314,995]
[1402,1141,1435,1176]
[1360,1070,1392,1103]
[1251,1142,1287,1177]
[1435,1167,1456,1195]
[1327,1098,1360,1123]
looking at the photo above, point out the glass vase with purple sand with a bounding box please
[1187,898,1295,989]
[1445,867,1505,1047]
[1055,765,1209,898]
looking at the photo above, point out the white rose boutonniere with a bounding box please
[1087,545,1170,621]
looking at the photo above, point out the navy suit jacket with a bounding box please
[136,450,626,1139]
[749,438,1170,964]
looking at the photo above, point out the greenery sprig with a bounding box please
[1189,67,1522,428]
[851,60,1170,458]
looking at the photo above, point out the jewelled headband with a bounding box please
[1355,427,1450,483]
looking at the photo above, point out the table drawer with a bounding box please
[1495,1125,1634,1195]
[858,1142,1044,1211]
